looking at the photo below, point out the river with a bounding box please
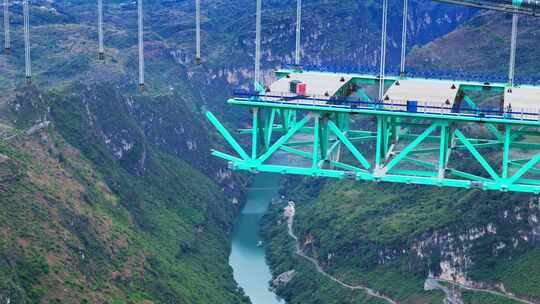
[229,172,284,304]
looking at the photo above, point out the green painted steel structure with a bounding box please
[207,72,540,193]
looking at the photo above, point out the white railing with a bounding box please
[233,91,540,122]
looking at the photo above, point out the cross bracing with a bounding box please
[208,71,540,193]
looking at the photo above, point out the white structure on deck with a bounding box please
[383,79,460,112]
[504,86,540,120]
[269,72,353,101]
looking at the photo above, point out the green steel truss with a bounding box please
[207,97,540,194]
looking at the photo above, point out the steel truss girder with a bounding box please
[207,103,540,193]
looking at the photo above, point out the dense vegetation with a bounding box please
[0,0,538,303]
[262,173,540,303]
[0,84,250,303]
[408,12,540,81]
[461,291,522,304]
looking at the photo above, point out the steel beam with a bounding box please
[328,120,371,169]
[208,94,540,193]
[206,111,250,161]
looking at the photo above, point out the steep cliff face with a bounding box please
[0,0,475,112]
[412,196,540,287]
[262,177,540,303]
[408,11,540,81]
[191,0,476,114]
[0,85,249,303]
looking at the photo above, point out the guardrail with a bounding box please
[231,90,540,122]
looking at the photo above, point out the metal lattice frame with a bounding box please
[207,80,540,194]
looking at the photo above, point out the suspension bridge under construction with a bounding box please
[207,0,540,194]
[2,0,540,193]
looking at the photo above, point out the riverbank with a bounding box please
[260,192,406,304]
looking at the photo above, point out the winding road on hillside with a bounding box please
[285,209,537,304]
[431,278,536,304]
[285,212,398,304]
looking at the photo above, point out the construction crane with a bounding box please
[207,0,540,194]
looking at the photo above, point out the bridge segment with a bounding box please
[208,70,540,193]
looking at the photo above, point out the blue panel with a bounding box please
[407,100,418,113]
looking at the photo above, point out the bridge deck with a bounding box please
[383,78,460,113]
[239,70,540,124]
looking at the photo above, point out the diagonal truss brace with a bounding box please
[207,105,540,193]
[454,129,501,182]
[206,111,250,161]
[382,123,439,174]
[257,115,311,164]
[327,120,371,169]
[507,152,540,185]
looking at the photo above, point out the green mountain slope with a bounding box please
[263,177,539,303]
[408,11,540,80]
[0,84,249,303]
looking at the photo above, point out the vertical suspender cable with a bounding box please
[3,0,10,52]
[294,0,301,67]
[23,0,31,84]
[378,0,388,101]
[195,0,201,64]
[400,0,408,77]
[98,0,104,60]
[508,12,518,87]
[138,0,144,91]
[254,0,262,85]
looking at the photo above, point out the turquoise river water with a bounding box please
[229,172,284,304]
